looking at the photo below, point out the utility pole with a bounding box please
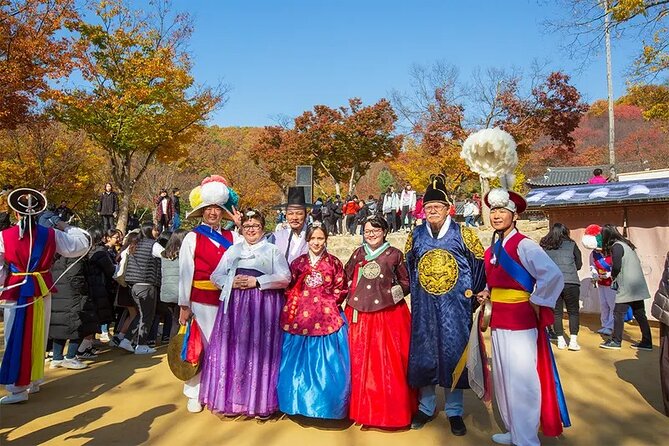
[604,0,616,166]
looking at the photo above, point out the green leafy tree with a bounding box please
[377,168,395,193]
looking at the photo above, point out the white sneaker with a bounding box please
[118,338,135,353]
[99,332,110,343]
[50,359,64,369]
[0,391,29,404]
[492,432,513,445]
[62,358,88,369]
[187,398,203,413]
[569,335,581,351]
[134,345,156,355]
[28,382,40,394]
[557,336,567,350]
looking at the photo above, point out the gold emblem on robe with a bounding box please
[460,226,485,259]
[418,249,459,294]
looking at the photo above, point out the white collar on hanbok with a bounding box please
[426,215,452,240]
[308,250,323,266]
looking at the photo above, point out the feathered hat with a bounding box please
[582,224,602,250]
[484,188,527,214]
[186,175,239,220]
[423,174,450,204]
[460,128,518,183]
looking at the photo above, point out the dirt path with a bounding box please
[1,316,667,445]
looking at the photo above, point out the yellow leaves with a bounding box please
[611,0,647,21]
[388,138,475,197]
[0,122,106,206]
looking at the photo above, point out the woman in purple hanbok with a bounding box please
[200,210,291,417]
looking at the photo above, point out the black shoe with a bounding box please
[448,416,467,436]
[410,410,433,430]
[547,329,557,341]
[76,348,98,359]
[599,339,622,350]
[631,342,653,351]
[148,340,157,348]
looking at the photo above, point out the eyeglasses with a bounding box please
[242,224,262,230]
[363,229,383,235]
[424,204,447,213]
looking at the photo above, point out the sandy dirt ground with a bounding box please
[1,315,667,446]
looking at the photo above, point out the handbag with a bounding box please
[113,249,129,287]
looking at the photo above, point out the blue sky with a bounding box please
[174,0,642,127]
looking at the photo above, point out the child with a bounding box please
[277,224,350,419]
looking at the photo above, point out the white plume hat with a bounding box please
[460,128,518,178]
[484,188,527,213]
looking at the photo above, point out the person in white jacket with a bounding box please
[400,184,417,232]
[382,186,400,233]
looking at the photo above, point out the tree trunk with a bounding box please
[334,183,341,197]
[480,175,490,229]
[348,166,357,196]
[116,192,130,233]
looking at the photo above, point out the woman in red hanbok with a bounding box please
[344,215,416,428]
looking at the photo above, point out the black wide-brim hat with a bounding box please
[423,174,450,204]
[8,188,48,216]
[282,186,312,209]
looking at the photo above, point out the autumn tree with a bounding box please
[251,125,305,198]
[548,0,669,79]
[617,83,669,124]
[527,99,668,173]
[251,98,401,197]
[0,121,105,209]
[391,63,586,193]
[50,0,224,231]
[130,126,281,221]
[0,0,79,129]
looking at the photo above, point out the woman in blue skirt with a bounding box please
[277,224,350,419]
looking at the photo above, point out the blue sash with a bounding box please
[193,225,233,250]
[0,225,48,385]
[9,225,49,298]
[593,251,611,271]
[494,239,536,292]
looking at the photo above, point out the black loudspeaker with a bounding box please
[296,165,313,204]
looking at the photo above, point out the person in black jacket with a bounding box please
[124,222,160,354]
[76,227,115,359]
[171,188,181,231]
[97,183,119,231]
[332,195,343,235]
[355,199,370,235]
[48,255,89,370]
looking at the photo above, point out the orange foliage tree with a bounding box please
[251,98,401,197]
[0,121,105,212]
[0,0,79,130]
[131,127,282,220]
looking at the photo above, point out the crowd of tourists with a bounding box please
[302,185,482,236]
[1,171,667,446]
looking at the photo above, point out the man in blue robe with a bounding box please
[406,174,486,436]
